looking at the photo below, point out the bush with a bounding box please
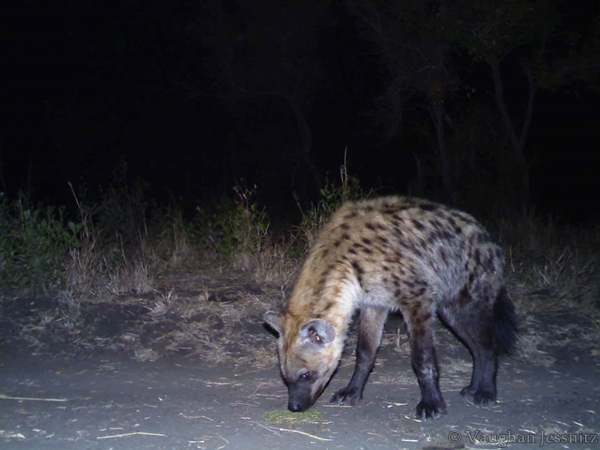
[0,193,82,294]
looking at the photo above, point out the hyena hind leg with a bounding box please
[438,305,499,405]
[442,286,517,405]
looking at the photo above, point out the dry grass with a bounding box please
[493,213,600,365]
[2,198,599,374]
[499,213,599,312]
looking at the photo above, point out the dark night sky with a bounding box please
[2,1,600,223]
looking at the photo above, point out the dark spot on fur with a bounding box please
[351,260,364,275]
[344,211,358,220]
[376,235,389,245]
[333,239,342,247]
[438,247,448,263]
[320,300,336,313]
[431,229,454,242]
[447,216,457,228]
[458,286,472,306]
[411,287,426,297]
[361,246,373,255]
[431,219,443,230]
[442,230,454,241]
[322,263,333,274]
[454,226,462,234]
[468,272,476,285]
[382,265,390,272]
[340,223,350,230]
[341,232,351,240]
[419,203,438,212]
[314,276,326,293]
[464,258,471,271]
[412,219,425,231]
[426,232,438,244]
[348,247,357,255]
[474,249,482,266]
[365,205,374,212]
[365,222,375,231]
[485,252,495,272]
[362,237,372,246]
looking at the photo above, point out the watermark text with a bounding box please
[447,429,598,447]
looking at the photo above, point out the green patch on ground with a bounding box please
[263,409,322,424]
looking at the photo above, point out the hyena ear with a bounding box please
[300,319,335,346]
[264,311,283,336]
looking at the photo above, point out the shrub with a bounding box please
[0,192,82,294]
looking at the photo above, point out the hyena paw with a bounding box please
[330,387,360,406]
[460,385,496,404]
[416,398,447,420]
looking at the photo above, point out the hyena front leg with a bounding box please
[330,307,388,406]
[408,307,447,420]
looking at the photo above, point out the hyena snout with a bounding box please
[287,384,314,412]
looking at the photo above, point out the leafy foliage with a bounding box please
[0,193,82,294]
[195,182,270,257]
[294,163,367,250]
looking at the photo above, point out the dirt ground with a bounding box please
[1,270,599,450]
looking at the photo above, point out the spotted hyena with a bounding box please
[264,196,517,419]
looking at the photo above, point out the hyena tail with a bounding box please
[492,286,518,356]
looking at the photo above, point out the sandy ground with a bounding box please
[1,322,599,450]
[1,270,599,449]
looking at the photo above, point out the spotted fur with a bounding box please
[265,196,517,418]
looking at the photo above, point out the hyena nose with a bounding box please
[288,400,305,412]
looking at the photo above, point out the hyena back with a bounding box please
[265,196,517,419]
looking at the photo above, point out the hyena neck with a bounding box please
[289,275,359,345]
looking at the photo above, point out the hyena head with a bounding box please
[264,311,341,412]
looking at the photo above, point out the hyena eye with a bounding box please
[299,372,311,381]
